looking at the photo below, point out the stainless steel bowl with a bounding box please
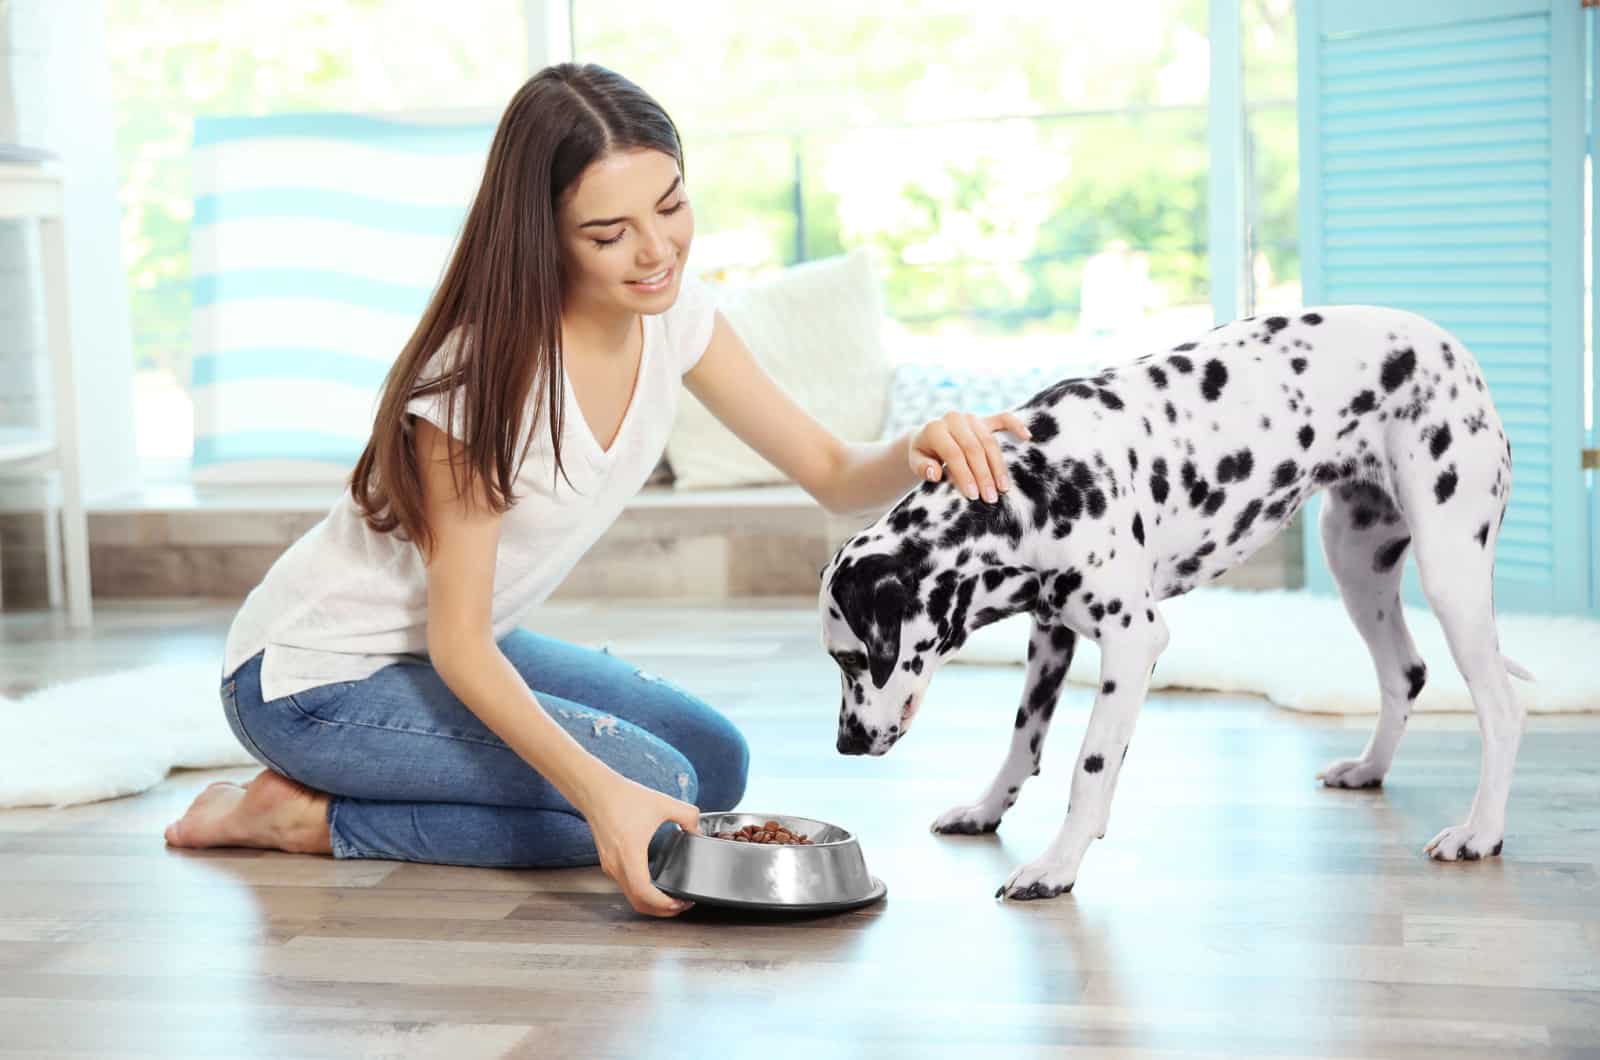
[649,812,886,912]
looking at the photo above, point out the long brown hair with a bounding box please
[350,63,684,557]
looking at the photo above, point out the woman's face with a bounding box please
[559,147,694,318]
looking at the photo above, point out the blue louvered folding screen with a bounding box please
[1297,0,1590,614]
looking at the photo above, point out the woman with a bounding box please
[164,63,1029,918]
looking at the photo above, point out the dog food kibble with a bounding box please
[709,821,813,845]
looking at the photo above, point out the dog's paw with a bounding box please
[1317,757,1385,789]
[931,803,1002,835]
[995,858,1076,901]
[1425,824,1504,862]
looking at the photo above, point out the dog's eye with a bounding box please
[831,651,868,674]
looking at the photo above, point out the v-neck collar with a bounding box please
[562,314,649,465]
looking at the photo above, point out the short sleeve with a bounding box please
[403,328,470,440]
[662,273,719,375]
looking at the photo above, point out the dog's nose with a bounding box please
[836,730,872,755]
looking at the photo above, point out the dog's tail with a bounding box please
[1504,655,1535,683]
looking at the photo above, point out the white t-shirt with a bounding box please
[222,277,719,703]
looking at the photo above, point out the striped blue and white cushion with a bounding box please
[189,113,495,483]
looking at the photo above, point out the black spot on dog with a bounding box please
[1349,390,1377,415]
[1173,341,1197,351]
[1264,315,1288,333]
[1131,513,1145,545]
[1028,412,1059,444]
[1271,460,1298,489]
[1089,603,1105,621]
[1300,312,1323,325]
[1475,522,1490,547]
[1298,425,1315,449]
[1352,507,1380,531]
[1101,681,1117,694]
[1176,556,1202,577]
[1381,347,1417,392]
[1430,422,1453,459]
[889,505,929,534]
[1434,467,1458,504]
[1290,357,1307,374]
[1227,499,1263,546]
[1147,365,1169,389]
[1149,460,1170,504]
[1405,663,1426,700]
[1373,537,1411,572]
[1146,609,1155,622]
[1200,360,1228,401]
[1084,754,1104,773]
[1169,355,1194,374]
[1097,389,1124,410]
[1202,490,1226,516]
[940,498,1026,551]
[982,569,1007,591]
[1164,401,1178,424]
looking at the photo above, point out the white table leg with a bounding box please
[44,496,64,609]
[39,216,91,628]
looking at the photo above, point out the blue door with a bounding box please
[1296,0,1590,614]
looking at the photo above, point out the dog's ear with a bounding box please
[865,577,909,689]
[830,554,911,690]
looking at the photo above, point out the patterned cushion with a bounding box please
[877,361,1062,442]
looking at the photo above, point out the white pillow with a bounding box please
[665,249,890,490]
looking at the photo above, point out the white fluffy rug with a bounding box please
[0,662,256,810]
[3,589,1595,810]
[951,588,1599,715]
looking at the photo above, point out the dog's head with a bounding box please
[819,487,1038,756]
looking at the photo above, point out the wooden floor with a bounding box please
[2,598,1598,1059]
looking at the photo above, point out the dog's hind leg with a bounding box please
[1315,482,1428,789]
[999,608,1169,900]
[931,619,1076,835]
[1407,472,1523,861]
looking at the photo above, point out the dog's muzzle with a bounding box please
[836,729,873,755]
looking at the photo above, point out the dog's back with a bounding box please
[1011,306,1506,599]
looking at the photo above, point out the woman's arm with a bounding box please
[684,312,1031,516]
[413,419,699,917]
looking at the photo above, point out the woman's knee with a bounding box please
[688,721,748,812]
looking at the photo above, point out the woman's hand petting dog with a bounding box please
[909,411,1033,504]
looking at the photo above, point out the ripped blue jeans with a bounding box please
[220,628,750,867]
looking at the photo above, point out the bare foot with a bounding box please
[164,769,332,855]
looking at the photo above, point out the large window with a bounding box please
[577,1,1300,367]
[106,1,1304,470]
[106,0,527,465]
[1242,0,1299,315]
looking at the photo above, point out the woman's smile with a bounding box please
[626,263,674,292]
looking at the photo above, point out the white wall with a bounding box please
[0,0,138,507]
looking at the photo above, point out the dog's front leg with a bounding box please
[931,619,1077,835]
[999,616,1168,900]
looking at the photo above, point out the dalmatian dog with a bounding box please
[819,306,1532,901]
